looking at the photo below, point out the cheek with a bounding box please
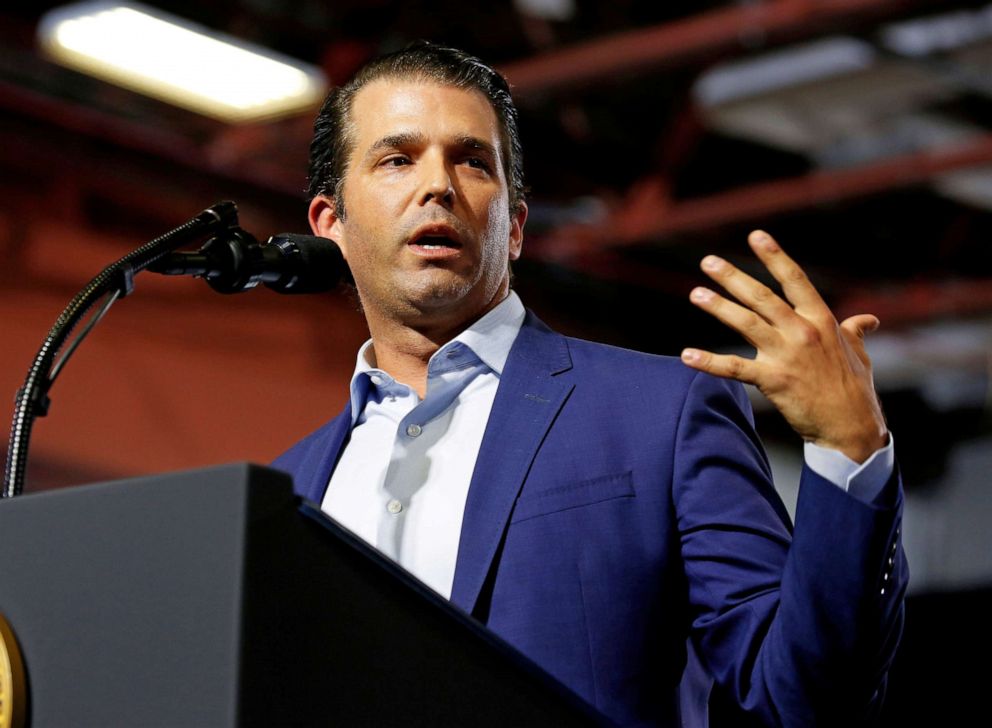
[340,178,396,237]
[340,186,390,248]
[336,217,381,280]
[483,197,512,253]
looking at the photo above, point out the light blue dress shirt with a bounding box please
[323,292,526,597]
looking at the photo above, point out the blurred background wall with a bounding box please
[1,0,990,722]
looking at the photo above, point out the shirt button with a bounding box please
[370,375,383,385]
[406,423,422,437]
[386,499,403,514]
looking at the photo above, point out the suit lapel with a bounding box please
[449,312,574,615]
[293,409,352,504]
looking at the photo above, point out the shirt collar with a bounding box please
[346,291,526,422]
[448,290,525,376]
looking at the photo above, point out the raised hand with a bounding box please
[681,230,888,464]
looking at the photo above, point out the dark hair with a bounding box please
[306,41,526,219]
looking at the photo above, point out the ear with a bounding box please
[308,195,349,258]
[508,201,527,261]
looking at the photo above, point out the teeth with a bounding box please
[415,235,454,250]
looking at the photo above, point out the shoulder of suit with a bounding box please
[555,333,748,403]
[562,334,687,372]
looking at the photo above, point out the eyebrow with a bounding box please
[364,132,426,161]
[361,132,499,163]
[455,135,498,161]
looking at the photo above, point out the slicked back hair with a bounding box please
[306,41,526,220]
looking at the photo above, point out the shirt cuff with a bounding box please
[803,434,895,502]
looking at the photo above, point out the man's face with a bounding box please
[309,79,526,331]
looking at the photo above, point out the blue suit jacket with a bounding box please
[274,312,907,727]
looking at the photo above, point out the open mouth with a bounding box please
[413,234,461,249]
[408,224,464,257]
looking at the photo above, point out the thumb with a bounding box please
[841,313,880,339]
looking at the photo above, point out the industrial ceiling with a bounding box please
[1,0,990,488]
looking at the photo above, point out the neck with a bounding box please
[364,292,508,398]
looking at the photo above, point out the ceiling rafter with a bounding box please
[531,133,992,262]
[499,0,942,96]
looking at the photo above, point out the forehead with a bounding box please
[347,79,502,155]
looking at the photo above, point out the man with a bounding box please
[275,42,906,727]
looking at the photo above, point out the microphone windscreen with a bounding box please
[265,233,349,294]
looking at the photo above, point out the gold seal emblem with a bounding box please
[0,613,26,728]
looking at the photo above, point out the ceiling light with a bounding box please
[513,0,576,22]
[38,1,327,123]
[693,37,876,108]
[880,4,992,57]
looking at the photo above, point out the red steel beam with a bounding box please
[0,79,305,198]
[836,278,992,326]
[532,133,992,263]
[501,0,937,96]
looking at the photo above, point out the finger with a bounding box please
[840,313,880,339]
[690,286,778,348]
[681,348,759,385]
[700,254,794,325]
[747,230,830,316]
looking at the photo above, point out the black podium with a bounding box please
[0,464,603,727]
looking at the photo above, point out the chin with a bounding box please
[410,288,474,313]
[405,272,476,308]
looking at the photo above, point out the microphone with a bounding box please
[149,230,347,294]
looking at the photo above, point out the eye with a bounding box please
[465,157,492,172]
[380,155,410,167]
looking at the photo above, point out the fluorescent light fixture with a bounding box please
[38,1,327,122]
[513,0,576,22]
[880,4,992,57]
[693,37,876,108]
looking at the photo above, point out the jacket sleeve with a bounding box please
[672,371,908,727]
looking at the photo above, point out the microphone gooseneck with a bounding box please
[3,201,241,498]
[4,203,348,498]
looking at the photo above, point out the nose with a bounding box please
[420,157,455,207]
